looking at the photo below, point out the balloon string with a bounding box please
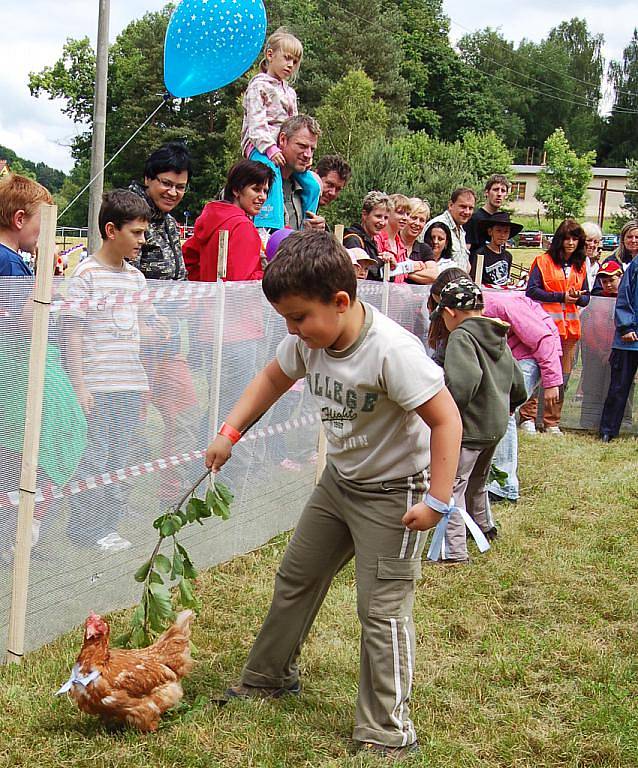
[60,95,170,218]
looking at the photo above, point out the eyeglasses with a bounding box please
[156,177,188,193]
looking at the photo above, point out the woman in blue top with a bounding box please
[599,246,638,441]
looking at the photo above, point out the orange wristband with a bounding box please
[219,422,242,445]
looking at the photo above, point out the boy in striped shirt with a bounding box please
[65,190,159,553]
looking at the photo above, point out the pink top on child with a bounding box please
[483,291,563,389]
[375,230,409,283]
[241,73,298,160]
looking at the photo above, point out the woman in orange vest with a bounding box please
[521,219,589,434]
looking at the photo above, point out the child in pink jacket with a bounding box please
[483,290,563,503]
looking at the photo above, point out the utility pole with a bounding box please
[87,0,110,255]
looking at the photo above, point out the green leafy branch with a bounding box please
[123,470,234,647]
[489,463,508,488]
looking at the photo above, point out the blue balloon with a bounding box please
[164,0,267,98]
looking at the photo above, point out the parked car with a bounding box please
[602,234,620,251]
[518,231,543,247]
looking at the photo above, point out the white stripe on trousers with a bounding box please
[388,476,419,746]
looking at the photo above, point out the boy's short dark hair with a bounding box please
[223,159,275,202]
[99,189,152,239]
[315,155,352,182]
[484,174,510,192]
[143,141,193,181]
[263,231,357,304]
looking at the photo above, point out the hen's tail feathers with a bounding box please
[150,609,194,677]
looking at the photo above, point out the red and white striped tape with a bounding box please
[0,411,320,509]
[49,280,222,315]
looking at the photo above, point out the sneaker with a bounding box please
[279,458,303,472]
[519,420,537,435]
[225,681,301,700]
[545,426,564,436]
[426,557,470,566]
[96,532,132,553]
[359,741,419,760]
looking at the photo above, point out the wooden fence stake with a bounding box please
[6,204,57,664]
[315,225,345,484]
[208,231,229,440]
[474,251,484,287]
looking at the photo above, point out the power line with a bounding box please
[324,0,638,115]
[449,16,638,100]
[462,50,638,116]
[60,97,168,218]
[318,0,638,115]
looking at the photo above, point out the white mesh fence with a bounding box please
[0,280,633,655]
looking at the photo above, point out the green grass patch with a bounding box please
[1,434,637,767]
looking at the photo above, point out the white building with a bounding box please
[510,165,629,219]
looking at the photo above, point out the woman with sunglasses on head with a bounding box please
[581,221,603,290]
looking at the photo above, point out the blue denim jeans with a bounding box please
[487,358,540,500]
[67,391,142,545]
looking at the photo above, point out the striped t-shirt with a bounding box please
[65,255,151,393]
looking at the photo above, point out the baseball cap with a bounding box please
[430,276,484,321]
[598,260,623,277]
[346,247,376,267]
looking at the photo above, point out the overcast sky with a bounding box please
[1,0,635,173]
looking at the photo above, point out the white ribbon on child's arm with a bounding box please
[389,259,419,278]
[425,493,490,561]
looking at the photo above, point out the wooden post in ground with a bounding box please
[314,225,345,484]
[6,203,57,664]
[597,180,609,229]
[208,231,229,439]
[381,260,391,316]
[474,251,484,287]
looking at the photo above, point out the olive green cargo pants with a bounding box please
[241,461,427,748]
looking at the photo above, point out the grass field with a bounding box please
[1,432,637,767]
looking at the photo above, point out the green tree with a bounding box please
[540,18,604,155]
[393,132,478,213]
[324,141,411,227]
[7,160,37,181]
[457,28,527,151]
[458,20,603,162]
[0,144,66,192]
[315,70,388,163]
[536,128,595,223]
[621,159,638,220]
[393,0,501,139]
[54,160,90,228]
[600,29,638,165]
[460,131,513,183]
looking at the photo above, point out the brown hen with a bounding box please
[57,609,194,732]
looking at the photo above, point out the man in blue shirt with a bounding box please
[0,173,53,275]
